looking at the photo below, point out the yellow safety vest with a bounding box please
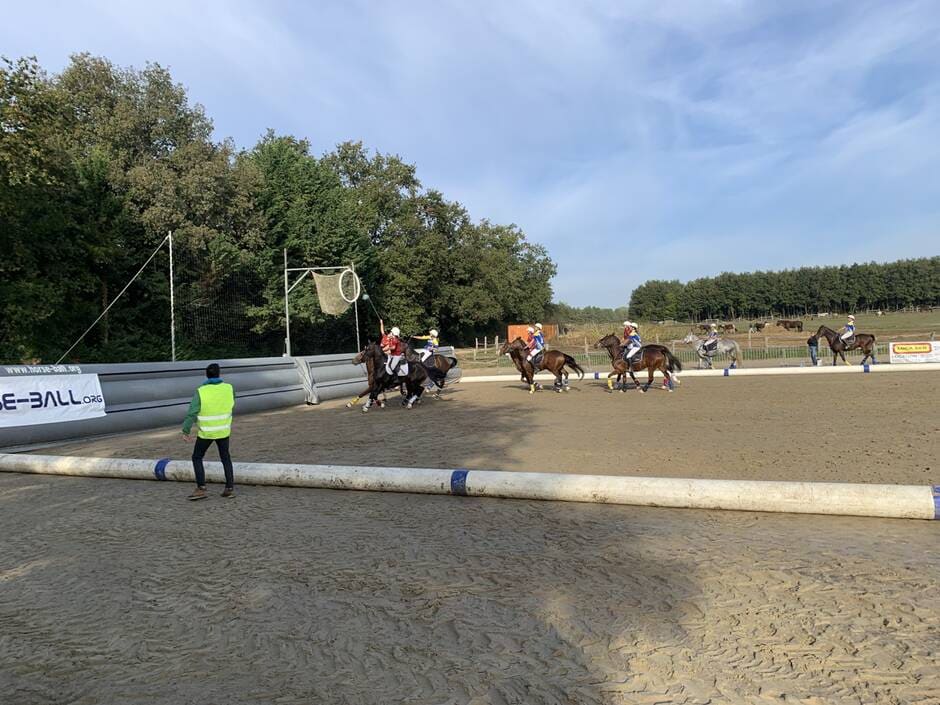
[196,383,235,439]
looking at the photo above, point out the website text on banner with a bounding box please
[0,374,106,428]
[889,342,940,364]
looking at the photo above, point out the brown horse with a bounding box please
[815,325,877,366]
[348,346,386,408]
[499,337,584,394]
[776,319,804,332]
[595,334,683,393]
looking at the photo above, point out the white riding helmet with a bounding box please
[430,329,438,337]
[535,323,543,329]
[527,326,535,333]
[710,323,718,329]
[391,326,400,336]
[623,321,630,327]
[847,315,855,321]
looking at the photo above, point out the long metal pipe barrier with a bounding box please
[462,361,940,383]
[1,454,936,520]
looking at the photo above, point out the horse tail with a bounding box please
[731,339,742,365]
[446,356,458,369]
[563,354,585,379]
[663,349,683,373]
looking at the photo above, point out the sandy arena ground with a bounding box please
[2,373,939,704]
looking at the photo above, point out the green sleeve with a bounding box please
[181,390,201,434]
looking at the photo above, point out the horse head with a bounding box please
[595,334,620,350]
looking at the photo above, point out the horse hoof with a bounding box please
[361,407,370,414]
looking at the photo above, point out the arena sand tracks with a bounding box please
[2,372,939,703]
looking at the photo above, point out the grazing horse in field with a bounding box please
[683,331,741,369]
[499,337,584,394]
[776,319,804,332]
[595,334,683,393]
[815,325,877,366]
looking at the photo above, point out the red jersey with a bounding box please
[381,334,404,356]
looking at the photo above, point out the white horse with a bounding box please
[682,331,741,369]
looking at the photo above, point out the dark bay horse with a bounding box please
[353,342,442,412]
[406,340,459,399]
[347,346,386,409]
[815,325,877,365]
[595,334,683,393]
[500,337,584,394]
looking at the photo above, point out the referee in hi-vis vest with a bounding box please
[182,363,236,500]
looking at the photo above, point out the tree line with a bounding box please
[0,55,556,363]
[627,257,940,322]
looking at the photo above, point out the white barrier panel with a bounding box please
[1,454,937,520]
[462,361,940,384]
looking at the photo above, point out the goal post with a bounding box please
[282,249,362,357]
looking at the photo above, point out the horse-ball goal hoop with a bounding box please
[338,267,362,304]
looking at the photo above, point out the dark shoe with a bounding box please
[220,487,235,499]
[188,487,208,501]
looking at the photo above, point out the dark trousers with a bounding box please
[192,436,234,488]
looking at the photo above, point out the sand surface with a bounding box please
[3,373,940,704]
[43,373,939,484]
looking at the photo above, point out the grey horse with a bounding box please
[682,331,741,369]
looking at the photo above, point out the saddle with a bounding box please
[703,341,719,356]
[531,351,544,369]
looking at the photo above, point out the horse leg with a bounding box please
[607,371,617,392]
[641,366,654,393]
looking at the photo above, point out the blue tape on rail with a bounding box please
[450,469,469,496]
[863,364,870,373]
[154,458,170,481]
[933,486,940,520]
[594,372,600,380]
[723,368,730,377]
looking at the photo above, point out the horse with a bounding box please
[347,345,387,409]
[353,342,443,412]
[776,319,804,332]
[595,334,683,393]
[406,340,460,400]
[499,337,584,394]
[814,325,877,366]
[683,331,741,369]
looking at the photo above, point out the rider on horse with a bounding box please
[526,323,546,367]
[413,328,439,362]
[379,319,408,376]
[704,323,720,355]
[839,315,856,346]
[621,320,642,369]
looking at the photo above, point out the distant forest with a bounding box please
[627,257,940,321]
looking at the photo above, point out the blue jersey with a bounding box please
[845,324,855,334]
[533,332,545,348]
[627,333,641,346]
[424,336,439,351]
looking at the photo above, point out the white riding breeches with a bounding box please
[386,355,408,376]
[526,348,543,361]
[625,345,640,360]
[840,331,853,341]
[419,349,433,362]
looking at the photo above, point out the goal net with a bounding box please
[312,269,361,315]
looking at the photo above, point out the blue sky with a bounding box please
[3,1,939,306]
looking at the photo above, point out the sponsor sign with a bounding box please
[889,341,940,364]
[0,374,106,428]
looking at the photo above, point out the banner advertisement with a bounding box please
[888,341,940,364]
[0,374,106,428]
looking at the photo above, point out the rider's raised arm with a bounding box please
[379,319,386,336]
